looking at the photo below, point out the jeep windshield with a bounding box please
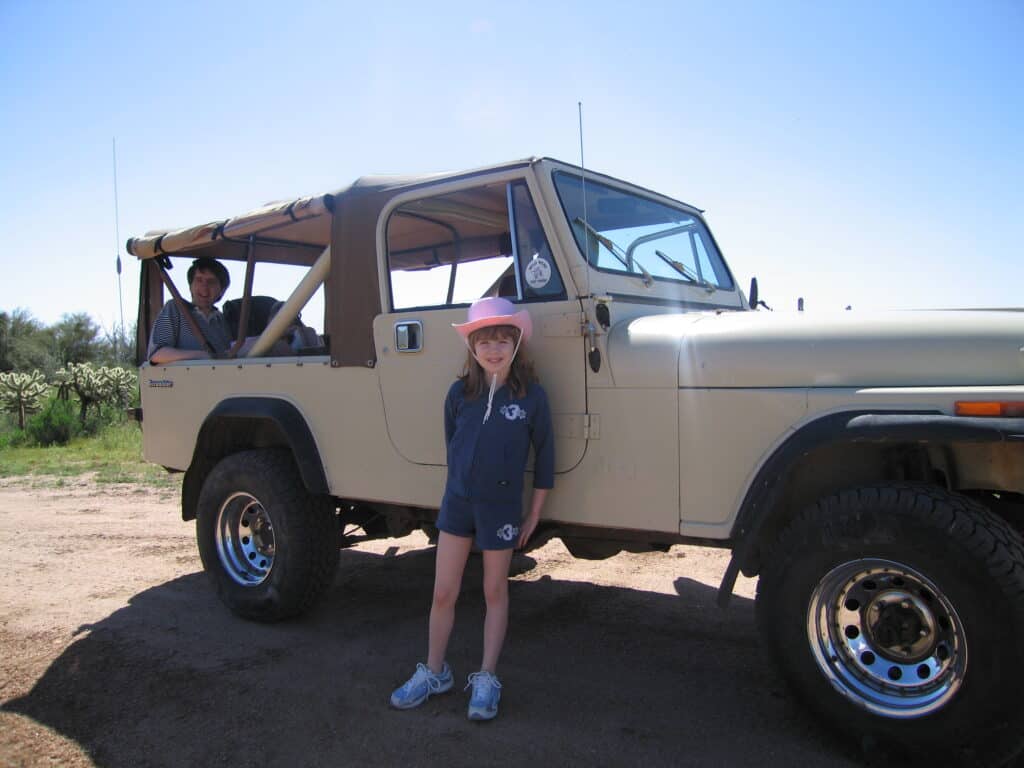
[552,171,734,294]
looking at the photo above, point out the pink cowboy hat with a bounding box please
[452,297,533,344]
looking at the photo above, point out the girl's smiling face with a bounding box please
[471,328,518,380]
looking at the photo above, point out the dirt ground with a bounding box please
[0,476,876,768]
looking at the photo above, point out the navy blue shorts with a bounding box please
[437,491,522,550]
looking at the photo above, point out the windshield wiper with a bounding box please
[574,217,653,287]
[655,250,716,293]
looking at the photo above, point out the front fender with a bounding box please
[716,411,1024,606]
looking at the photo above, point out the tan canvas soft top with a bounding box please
[126,193,337,263]
[131,160,539,366]
[126,162,535,263]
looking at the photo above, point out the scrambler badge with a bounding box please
[524,257,552,290]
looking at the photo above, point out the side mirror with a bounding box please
[748,277,772,311]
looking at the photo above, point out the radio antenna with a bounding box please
[578,102,603,373]
[578,101,591,297]
[112,138,126,360]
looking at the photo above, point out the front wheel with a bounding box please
[196,449,339,621]
[757,485,1024,764]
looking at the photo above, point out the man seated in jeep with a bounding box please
[148,257,233,364]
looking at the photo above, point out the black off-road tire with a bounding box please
[196,449,339,621]
[756,484,1024,766]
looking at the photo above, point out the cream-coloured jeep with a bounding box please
[130,157,1024,762]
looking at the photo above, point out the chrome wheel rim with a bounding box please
[214,492,276,586]
[806,558,967,718]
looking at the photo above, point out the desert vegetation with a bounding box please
[0,307,170,485]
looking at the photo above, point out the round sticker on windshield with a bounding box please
[524,257,552,290]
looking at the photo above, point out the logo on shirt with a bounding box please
[500,404,527,421]
[497,523,519,542]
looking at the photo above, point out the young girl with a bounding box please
[390,297,555,721]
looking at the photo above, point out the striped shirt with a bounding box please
[147,300,232,361]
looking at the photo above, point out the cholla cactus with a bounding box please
[55,363,109,424]
[54,363,138,424]
[97,366,137,408]
[0,370,49,429]
[54,367,72,401]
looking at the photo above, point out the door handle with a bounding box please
[395,321,423,353]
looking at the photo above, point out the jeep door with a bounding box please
[373,173,588,490]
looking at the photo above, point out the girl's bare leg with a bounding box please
[427,531,473,673]
[480,547,515,673]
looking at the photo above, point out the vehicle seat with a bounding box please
[223,295,280,338]
[497,273,518,297]
[267,300,325,353]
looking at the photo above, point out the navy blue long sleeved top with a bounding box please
[443,379,555,504]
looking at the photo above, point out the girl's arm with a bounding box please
[443,384,458,445]
[518,488,548,549]
[520,385,555,549]
[529,387,556,490]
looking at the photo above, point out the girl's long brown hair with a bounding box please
[460,324,537,400]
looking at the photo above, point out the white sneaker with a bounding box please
[390,662,453,709]
[466,670,502,721]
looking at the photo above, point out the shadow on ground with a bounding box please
[4,545,868,768]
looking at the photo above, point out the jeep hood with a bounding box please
[606,310,1024,388]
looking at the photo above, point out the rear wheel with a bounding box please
[757,485,1024,764]
[196,449,338,621]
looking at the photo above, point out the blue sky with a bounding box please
[1,0,1021,330]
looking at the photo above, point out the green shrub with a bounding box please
[0,426,27,450]
[26,397,79,446]
[79,403,121,436]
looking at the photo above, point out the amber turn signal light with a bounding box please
[955,401,1024,417]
